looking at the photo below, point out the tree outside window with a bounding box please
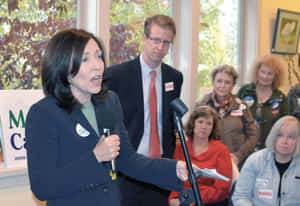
[198,0,240,99]
[109,0,173,66]
[0,0,77,89]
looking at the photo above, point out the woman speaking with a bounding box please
[25,29,188,206]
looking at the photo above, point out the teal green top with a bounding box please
[81,102,99,136]
[237,83,289,149]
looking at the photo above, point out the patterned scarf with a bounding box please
[212,91,232,118]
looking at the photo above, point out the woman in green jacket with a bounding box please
[238,55,289,150]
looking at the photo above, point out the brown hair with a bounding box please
[185,105,221,141]
[251,55,285,89]
[144,14,176,40]
[211,64,239,85]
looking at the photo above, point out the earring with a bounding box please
[68,76,72,84]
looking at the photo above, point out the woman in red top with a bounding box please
[169,105,232,206]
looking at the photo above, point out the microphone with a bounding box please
[103,128,116,172]
[170,99,204,205]
[170,98,188,117]
[97,108,117,180]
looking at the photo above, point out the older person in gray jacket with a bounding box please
[232,115,300,206]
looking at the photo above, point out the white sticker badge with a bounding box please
[258,189,273,200]
[165,82,174,92]
[76,123,90,137]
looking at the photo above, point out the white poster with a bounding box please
[0,90,44,168]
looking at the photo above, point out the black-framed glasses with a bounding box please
[147,36,172,47]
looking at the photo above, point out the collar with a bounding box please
[243,83,257,95]
[140,55,161,77]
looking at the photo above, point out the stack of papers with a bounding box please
[194,168,230,182]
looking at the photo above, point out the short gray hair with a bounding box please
[265,116,300,157]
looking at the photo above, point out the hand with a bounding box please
[176,160,188,181]
[169,198,180,206]
[93,135,120,163]
[230,153,239,165]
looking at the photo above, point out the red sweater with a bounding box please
[168,139,232,205]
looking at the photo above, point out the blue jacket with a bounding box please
[25,91,183,206]
[232,148,300,206]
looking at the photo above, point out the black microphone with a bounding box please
[170,98,204,206]
[170,98,188,117]
[97,108,116,179]
[103,128,116,172]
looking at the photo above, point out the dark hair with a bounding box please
[144,14,176,39]
[185,105,221,141]
[41,28,107,112]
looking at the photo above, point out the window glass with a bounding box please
[198,0,240,98]
[109,0,173,66]
[0,0,77,89]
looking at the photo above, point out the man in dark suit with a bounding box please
[103,15,183,206]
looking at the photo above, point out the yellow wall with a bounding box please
[258,0,300,93]
[259,0,300,56]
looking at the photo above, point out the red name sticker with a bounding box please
[258,189,273,199]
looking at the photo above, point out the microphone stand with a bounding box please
[170,98,203,206]
[173,112,203,206]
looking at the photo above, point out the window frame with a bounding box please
[78,0,254,110]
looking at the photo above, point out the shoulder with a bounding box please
[161,63,183,84]
[289,83,300,95]
[101,90,121,106]
[293,156,300,167]
[274,88,286,95]
[26,96,63,122]
[108,57,139,70]
[104,57,140,77]
[232,95,248,110]
[240,83,255,89]
[193,96,211,111]
[162,63,182,76]
[238,83,256,95]
[293,155,300,161]
[94,90,124,120]
[29,96,57,113]
[246,148,270,164]
[210,140,230,153]
[173,142,184,158]
[198,93,213,104]
[272,89,287,101]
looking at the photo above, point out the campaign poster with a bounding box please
[0,90,44,168]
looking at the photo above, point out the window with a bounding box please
[197,0,241,98]
[109,0,173,66]
[0,0,77,89]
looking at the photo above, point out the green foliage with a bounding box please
[0,0,77,89]
[0,0,239,94]
[109,0,171,66]
[198,0,239,99]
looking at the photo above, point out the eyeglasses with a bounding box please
[147,36,172,47]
